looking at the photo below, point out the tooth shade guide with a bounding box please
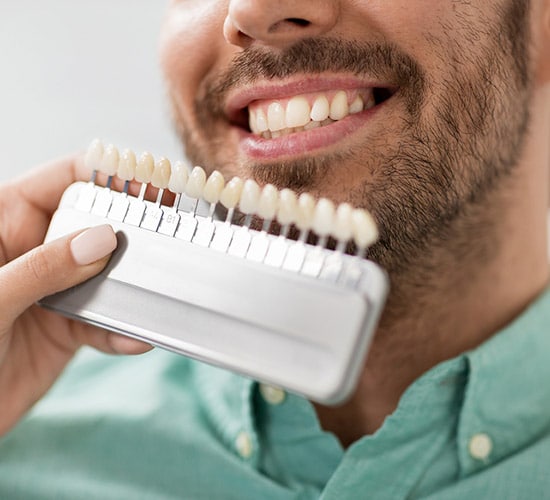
[80,141,380,266]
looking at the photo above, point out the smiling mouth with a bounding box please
[233,87,395,139]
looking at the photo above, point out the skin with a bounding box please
[0,0,548,447]
[0,158,151,436]
[160,0,550,444]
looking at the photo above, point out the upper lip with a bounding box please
[224,75,397,125]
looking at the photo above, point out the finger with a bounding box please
[0,225,117,327]
[69,320,153,356]
[9,154,90,217]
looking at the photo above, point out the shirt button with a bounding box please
[468,433,493,460]
[259,384,286,405]
[235,431,253,459]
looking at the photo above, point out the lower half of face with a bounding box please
[162,0,534,274]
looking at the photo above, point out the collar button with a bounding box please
[235,431,254,459]
[468,433,493,461]
[259,384,286,405]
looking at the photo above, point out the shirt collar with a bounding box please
[457,286,550,475]
[193,286,550,485]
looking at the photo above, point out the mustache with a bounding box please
[200,37,427,117]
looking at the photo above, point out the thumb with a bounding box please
[0,225,117,324]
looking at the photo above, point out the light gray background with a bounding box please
[0,1,180,182]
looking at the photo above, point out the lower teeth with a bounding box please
[259,119,335,139]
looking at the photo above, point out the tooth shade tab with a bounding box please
[118,149,137,181]
[85,139,104,171]
[136,152,155,183]
[257,184,279,220]
[277,189,298,226]
[220,177,244,209]
[78,141,381,259]
[333,203,354,242]
[312,198,336,237]
[295,193,316,232]
[203,170,226,204]
[185,166,207,199]
[151,157,172,189]
[168,161,189,193]
[101,144,119,176]
[239,179,261,215]
[351,208,379,249]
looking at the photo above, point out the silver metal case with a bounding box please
[40,182,388,405]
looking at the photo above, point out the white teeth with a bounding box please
[248,109,259,134]
[256,109,268,132]
[304,121,321,131]
[239,179,261,215]
[168,161,189,193]
[85,139,104,171]
[351,208,379,249]
[185,166,207,199]
[151,157,172,189]
[220,177,244,209]
[118,149,136,181]
[310,96,330,122]
[333,203,353,242]
[101,144,119,176]
[295,193,316,232]
[366,93,376,109]
[277,188,298,226]
[349,95,364,114]
[203,170,225,204]
[136,152,155,183]
[329,90,349,120]
[257,184,278,221]
[249,88,381,137]
[249,109,269,134]
[285,96,310,128]
[312,198,336,237]
[267,102,285,131]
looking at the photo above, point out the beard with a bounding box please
[170,0,533,280]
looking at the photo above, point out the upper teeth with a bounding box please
[248,89,375,137]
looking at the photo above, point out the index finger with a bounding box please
[11,153,90,217]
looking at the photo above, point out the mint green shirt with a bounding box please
[2,289,550,499]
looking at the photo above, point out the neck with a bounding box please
[315,106,550,447]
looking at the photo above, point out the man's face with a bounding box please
[160,0,534,273]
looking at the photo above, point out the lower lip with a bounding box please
[236,104,384,161]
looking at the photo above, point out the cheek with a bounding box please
[355,1,494,74]
[159,2,232,114]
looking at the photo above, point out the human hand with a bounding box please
[0,155,152,436]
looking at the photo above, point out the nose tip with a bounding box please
[224,1,339,49]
